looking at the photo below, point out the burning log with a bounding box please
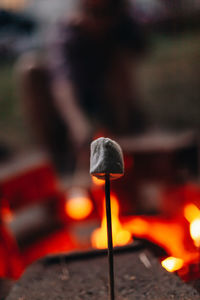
[6,244,200,300]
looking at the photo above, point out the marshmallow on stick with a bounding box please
[90,137,124,180]
[90,137,124,300]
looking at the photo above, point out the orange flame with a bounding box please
[161,257,184,272]
[123,216,197,264]
[184,203,200,247]
[91,194,132,249]
[90,184,200,273]
[92,176,104,186]
[65,188,93,220]
[190,218,200,247]
[184,203,200,223]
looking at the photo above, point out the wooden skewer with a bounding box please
[105,173,115,300]
[90,137,124,300]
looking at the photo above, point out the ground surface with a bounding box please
[6,247,200,300]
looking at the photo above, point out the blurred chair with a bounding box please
[0,153,76,274]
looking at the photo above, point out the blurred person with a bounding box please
[17,0,148,176]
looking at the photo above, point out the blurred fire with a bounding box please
[65,188,93,220]
[161,257,184,273]
[123,216,195,264]
[91,194,132,249]
[91,189,200,276]
[92,176,104,186]
[184,203,200,223]
[190,219,200,247]
[184,203,200,247]
[122,202,200,273]
[2,161,200,282]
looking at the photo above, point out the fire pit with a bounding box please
[1,134,200,298]
[6,244,199,300]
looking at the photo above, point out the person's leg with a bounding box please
[16,53,75,173]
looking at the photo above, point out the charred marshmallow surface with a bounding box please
[90,137,124,180]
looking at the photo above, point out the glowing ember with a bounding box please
[65,189,93,220]
[184,203,200,223]
[190,218,200,247]
[161,257,184,273]
[92,176,104,186]
[91,194,132,248]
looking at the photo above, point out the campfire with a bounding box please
[0,135,200,293]
[63,163,200,281]
[90,179,200,278]
[1,174,200,280]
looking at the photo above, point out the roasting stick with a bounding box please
[90,137,124,300]
[105,173,115,300]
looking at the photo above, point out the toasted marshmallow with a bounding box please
[90,137,124,180]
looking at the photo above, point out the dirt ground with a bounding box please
[6,247,200,300]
